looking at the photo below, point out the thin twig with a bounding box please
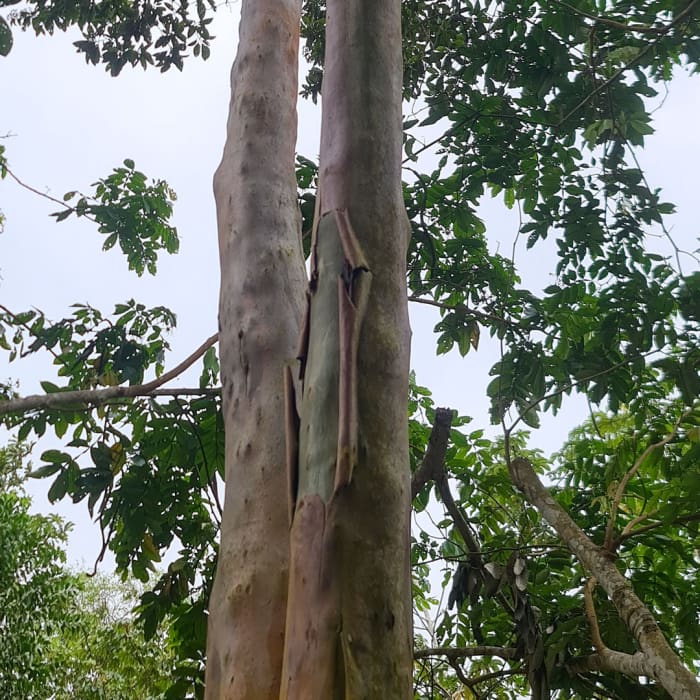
[550,0,666,34]
[0,304,60,359]
[603,412,685,550]
[5,165,95,221]
[583,577,605,652]
[408,294,519,329]
[613,512,700,549]
[504,348,659,437]
[558,0,700,126]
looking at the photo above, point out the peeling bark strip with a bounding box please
[205,1,306,698]
[296,210,349,502]
[335,208,370,490]
[284,364,300,522]
[282,0,413,696]
[509,457,700,700]
[293,208,371,501]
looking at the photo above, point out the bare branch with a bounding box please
[414,646,518,662]
[5,165,93,218]
[411,406,453,499]
[583,577,605,652]
[567,650,652,679]
[435,467,481,560]
[409,407,482,557]
[0,333,218,416]
[465,667,525,685]
[146,387,220,397]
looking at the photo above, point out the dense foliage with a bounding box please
[0,445,179,699]
[1,0,699,697]
[48,573,177,700]
[0,444,74,699]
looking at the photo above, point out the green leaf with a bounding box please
[29,463,62,479]
[40,449,68,463]
[40,381,61,393]
[51,208,74,223]
[47,471,68,502]
[0,15,12,57]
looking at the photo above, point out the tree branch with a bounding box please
[603,414,685,550]
[576,576,661,680]
[583,577,605,652]
[557,0,700,126]
[0,333,218,416]
[507,456,700,700]
[5,165,95,220]
[408,294,519,330]
[411,406,453,499]
[550,0,666,34]
[414,645,518,662]
[0,304,60,359]
[613,512,700,549]
[409,407,482,558]
[435,467,481,560]
[505,348,658,436]
[566,650,653,679]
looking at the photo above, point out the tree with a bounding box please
[47,573,177,700]
[0,445,185,699]
[0,443,75,699]
[1,0,700,698]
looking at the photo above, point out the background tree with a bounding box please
[0,444,182,699]
[0,442,75,700]
[1,0,700,698]
[48,573,178,700]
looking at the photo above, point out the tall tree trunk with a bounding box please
[205,1,306,698]
[281,1,413,697]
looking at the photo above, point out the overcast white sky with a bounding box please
[1,9,698,568]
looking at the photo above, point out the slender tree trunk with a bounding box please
[205,2,306,698]
[281,1,413,697]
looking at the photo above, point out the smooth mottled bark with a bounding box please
[281,1,413,697]
[205,1,306,698]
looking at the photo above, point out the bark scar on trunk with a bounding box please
[284,364,300,523]
[294,208,371,504]
[334,208,370,491]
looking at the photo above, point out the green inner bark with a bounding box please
[298,212,344,501]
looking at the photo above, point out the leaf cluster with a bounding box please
[1,0,216,72]
[0,470,75,699]
[52,159,179,275]
[303,0,700,435]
